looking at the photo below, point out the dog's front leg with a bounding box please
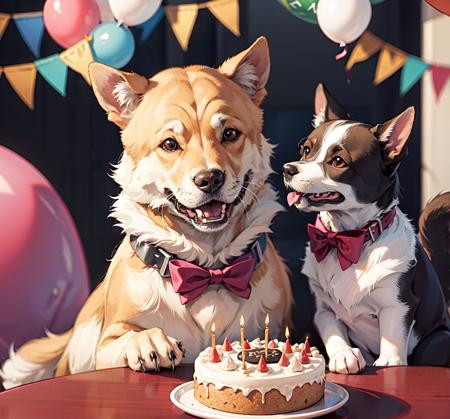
[96,323,185,372]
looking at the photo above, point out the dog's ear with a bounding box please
[89,62,149,129]
[219,36,270,105]
[371,107,415,162]
[313,83,350,127]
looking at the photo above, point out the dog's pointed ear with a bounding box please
[371,107,415,162]
[219,36,270,105]
[89,62,150,129]
[313,83,350,127]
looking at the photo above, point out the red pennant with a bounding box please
[304,336,311,354]
[209,346,221,363]
[300,348,310,364]
[244,340,251,350]
[222,337,232,352]
[278,352,289,367]
[268,340,277,349]
[257,355,269,373]
[430,65,450,100]
[284,339,293,354]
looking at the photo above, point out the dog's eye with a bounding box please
[160,138,180,152]
[222,128,240,143]
[330,156,347,168]
[302,145,311,158]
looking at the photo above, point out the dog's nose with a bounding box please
[283,163,299,178]
[193,169,225,193]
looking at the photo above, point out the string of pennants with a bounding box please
[346,31,450,100]
[0,0,240,110]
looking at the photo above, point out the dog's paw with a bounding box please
[123,328,185,372]
[373,354,404,367]
[328,346,366,374]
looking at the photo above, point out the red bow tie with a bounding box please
[307,208,397,271]
[168,253,256,304]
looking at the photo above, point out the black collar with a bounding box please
[129,233,268,278]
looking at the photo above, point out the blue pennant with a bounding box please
[15,15,44,58]
[35,54,68,97]
[138,8,164,44]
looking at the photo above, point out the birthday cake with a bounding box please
[193,335,325,415]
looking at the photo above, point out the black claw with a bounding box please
[138,357,146,373]
[150,351,160,372]
[176,341,184,350]
[168,350,176,361]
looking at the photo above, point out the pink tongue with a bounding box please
[199,201,223,218]
[287,191,302,207]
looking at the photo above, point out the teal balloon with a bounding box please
[277,0,319,24]
[90,22,135,69]
[371,0,387,4]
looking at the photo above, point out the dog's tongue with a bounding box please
[199,201,223,218]
[287,191,302,207]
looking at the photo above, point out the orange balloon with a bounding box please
[425,0,450,16]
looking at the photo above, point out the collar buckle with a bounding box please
[368,217,383,242]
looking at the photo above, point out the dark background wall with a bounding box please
[0,0,421,342]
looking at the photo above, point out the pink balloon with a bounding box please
[0,146,89,364]
[43,0,100,48]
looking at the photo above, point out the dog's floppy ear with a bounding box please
[219,36,270,105]
[313,83,350,127]
[371,107,415,162]
[89,62,149,129]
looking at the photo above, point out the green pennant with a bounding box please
[400,55,430,96]
[34,54,68,97]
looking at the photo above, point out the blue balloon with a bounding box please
[90,22,135,69]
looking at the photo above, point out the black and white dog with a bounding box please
[283,84,450,373]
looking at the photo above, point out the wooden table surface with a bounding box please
[0,366,449,418]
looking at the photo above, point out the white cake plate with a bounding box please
[170,381,349,419]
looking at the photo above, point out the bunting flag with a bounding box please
[166,4,199,51]
[0,12,9,39]
[60,38,94,85]
[138,7,165,44]
[35,54,68,97]
[430,65,450,100]
[400,56,430,96]
[346,32,382,71]
[374,45,407,85]
[208,0,240,36]
[14,14,45,58]
[4,63,37,110]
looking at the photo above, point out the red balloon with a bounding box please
[0,146,89,364]
[43,0,100,48]
[425,0,450,16]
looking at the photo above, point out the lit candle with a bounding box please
[264,314,269,358]
[240,315,247,371]
[284,325,293,354]
[211,322,216,348]
[285,326,290,341]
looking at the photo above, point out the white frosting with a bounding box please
[194,342,325,404]
[221,355,237,371]
[287,353,303,372]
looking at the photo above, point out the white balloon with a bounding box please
[108,0,162,26]
[96,0,114,22]
[317,0,372,45]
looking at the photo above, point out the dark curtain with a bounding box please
[0,0,421,343]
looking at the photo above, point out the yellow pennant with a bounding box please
[0,13,10,39]
[374,45,407,85]
[166,4,199,51]
[60,38,94,85]
[346,32,383,71]
[4,63,37,110]
[207,0,240,36]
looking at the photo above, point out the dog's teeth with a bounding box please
[195,209,203,217]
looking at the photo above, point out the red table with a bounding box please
[0,366,449,418]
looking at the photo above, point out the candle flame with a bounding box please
[265,314,269,326]
[285,326,290,339]
[240,315,245,327]
[211,322,216,333]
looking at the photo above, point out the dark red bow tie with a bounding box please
[168,253,256,304]
[307,207,397,271]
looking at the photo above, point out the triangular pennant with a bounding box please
[60,38,94,85]
[346,32,383,71]
[166,4,199,51]
[14,16,45,58]
[374,45,407,85]
[0,13,10,39]
[208,0,240,36]
[138,7,164,44]
[4,63,37,110]
[430,65,450,100]
[35,54,68,97]
[400,55,430,96]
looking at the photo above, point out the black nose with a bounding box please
[193,169,225,193]
[283,163,299,178]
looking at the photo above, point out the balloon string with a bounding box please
[335,45,348,61]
